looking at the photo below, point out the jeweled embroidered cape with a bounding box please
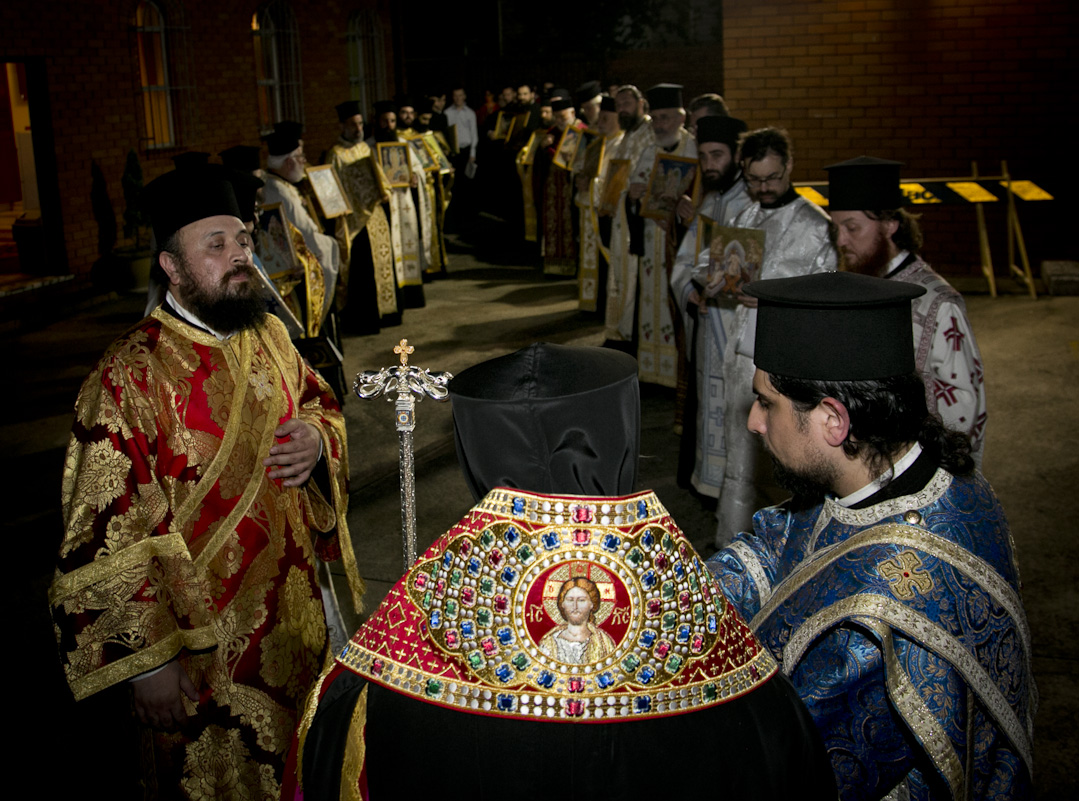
[290,488,848,800]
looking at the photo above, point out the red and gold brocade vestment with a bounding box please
[50,308,361,799]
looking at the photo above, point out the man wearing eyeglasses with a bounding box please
[714,126,836,546]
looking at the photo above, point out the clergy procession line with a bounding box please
[46,75,1031,801]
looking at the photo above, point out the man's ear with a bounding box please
[817,397,851,447]
[882,217,900,239]
[158,251,182,287]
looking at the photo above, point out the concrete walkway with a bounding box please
[9,226,1076,797]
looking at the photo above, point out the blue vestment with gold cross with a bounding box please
[707,462,1035,800]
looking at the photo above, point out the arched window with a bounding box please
[135,1,174,148]
[346,9,386,118]
[253,0,304,134]
[132,0,194,151]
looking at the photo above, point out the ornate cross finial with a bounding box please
[394,339,414,366]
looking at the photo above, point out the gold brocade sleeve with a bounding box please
[49,321,219,700]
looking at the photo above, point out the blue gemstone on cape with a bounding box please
[638,630,657,647]
[429,610,442,628]
[468,557,481,575]
[637,666,656,684]
[637,500,648,518]
[538,670,556,688]
[635,696,652,713]
[504,526,520,545]
[596,672,614,689]
[641,570,657,589]
[542,532,560,550]
[497,694,516,711]
[512,497,526,515]
[461,621,475,638]
[707,614,718,634]
[501,566,518,586]
[442,552,454,569]
[495,664,512,683]
[497,627,514,646]
[674,562,686,580]
[602,533,621,552]
[676,624,691,644]
[641,531,654,549]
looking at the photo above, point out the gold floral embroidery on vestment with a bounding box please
[181,724,280,801]
[208,531,245,594]
[59,494,99,558]
[227,682,297,757]
[105,330,151,385]
[203,354,235,432]
[260,567,326,698]
[101,505,144,556]
[248,353,275,402]
[74,439,131,511]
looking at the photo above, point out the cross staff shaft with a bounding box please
[354,339,452,571]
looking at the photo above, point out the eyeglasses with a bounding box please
[744,166,787,187]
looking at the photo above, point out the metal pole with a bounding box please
[355,339,452,571]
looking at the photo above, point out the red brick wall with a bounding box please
[0,0,393,284]
[721,0,1075,277]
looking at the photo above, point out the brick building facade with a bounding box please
[1,0,396,284]
[608,0,1074,276]
[1,0,1074,285]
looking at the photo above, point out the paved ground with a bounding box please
[8,222,1076,796]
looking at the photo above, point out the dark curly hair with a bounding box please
[865,208,924,254]
[736,127,793,167]
[768,371,974,479]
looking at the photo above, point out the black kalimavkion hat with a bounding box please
[142,166,242,244]
[645,83,684,111]
[746,271,926,380]
[825,155,905,211]
[696,116,748,151]
[449,343,641,500]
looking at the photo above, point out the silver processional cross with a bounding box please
[354,339,452,571]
